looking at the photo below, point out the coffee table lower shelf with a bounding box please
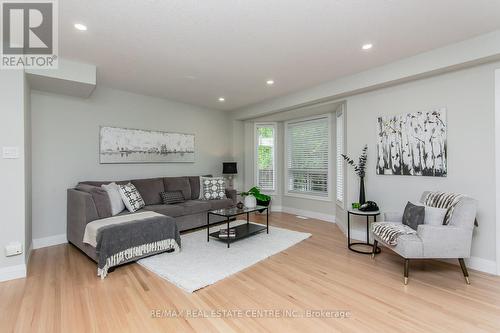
[209,223,267,244]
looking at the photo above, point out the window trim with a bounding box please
[335,105,346,208]
[254,122,277,195]
[284,113,332,201]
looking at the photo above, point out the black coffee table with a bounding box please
[207,206,269,248]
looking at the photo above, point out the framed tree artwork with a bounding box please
[376,108,447,177]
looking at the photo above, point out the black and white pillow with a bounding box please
[161,191,185,204]
[201,176,226,200]
[118,183,145,212]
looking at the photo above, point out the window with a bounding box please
[255,123,276,192]
[336,108,345,205]
[285,115,331,199]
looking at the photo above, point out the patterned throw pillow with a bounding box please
[160,191,185,204]
[118,183,145,212]
[201,177,226,200]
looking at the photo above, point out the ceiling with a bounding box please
[59,0,500,111]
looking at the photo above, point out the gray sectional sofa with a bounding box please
[67,175,236,262]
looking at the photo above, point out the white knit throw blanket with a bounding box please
[372,222,416,246]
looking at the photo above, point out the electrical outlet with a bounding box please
[2,146,20,159]
[5,242,23,257]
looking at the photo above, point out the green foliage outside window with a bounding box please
[258,127,274,170]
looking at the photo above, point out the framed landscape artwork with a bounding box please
[376,108,447,177]
[99,126,195,164]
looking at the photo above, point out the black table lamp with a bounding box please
[223,162,238,175]
[222,162,237,188]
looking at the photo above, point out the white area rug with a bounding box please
[138,221,311,293]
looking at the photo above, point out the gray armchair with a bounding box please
[372,191,477,285]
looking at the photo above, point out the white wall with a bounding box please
[495,69,500,274]
[0,70,29,279]
[24,74,32,264]
[336,61,500,268]
[231,119,245,191]
[31,86,232,240]
[233,60,500,273]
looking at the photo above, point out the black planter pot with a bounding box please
[359,177,366,205]
[256,199,271,213]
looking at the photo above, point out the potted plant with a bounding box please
[240,186,271,209]
[341,145,368,205]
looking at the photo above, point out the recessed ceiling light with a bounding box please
[362,43,373,50]
[74,23,87,31]
[218,97,225,102]
[266,79,275,85]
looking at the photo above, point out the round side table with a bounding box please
[347,209,381,255]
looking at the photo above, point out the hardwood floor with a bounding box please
[2,212,500,332]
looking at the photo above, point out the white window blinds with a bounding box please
[336,110,345,204]
[256,124,276,191]
[286,116,330,197]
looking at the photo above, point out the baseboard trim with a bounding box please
[32,234,67,249]
[273,206,335,223]
[0,264,27,282]
[439,257,498,275]
[270,205,282,212]
[467,257,498,275]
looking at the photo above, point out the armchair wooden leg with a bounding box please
[404,259,410,285]
[458,258,470,284]
[371,240,378,259]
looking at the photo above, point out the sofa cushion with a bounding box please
[175,200,212,215]
[188,175,213,199]
[390,233,424,258]
[143,204,185,217]
[164,177,191,200]
[131,178,165,205]
[76,184,113,218]
[80,180,129,187]
[208,198,234,210]
[188,176,201,200]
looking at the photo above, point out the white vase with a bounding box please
[244,195,257,208]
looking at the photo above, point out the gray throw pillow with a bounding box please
[402,201,425,230]
[160,191,185,204]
